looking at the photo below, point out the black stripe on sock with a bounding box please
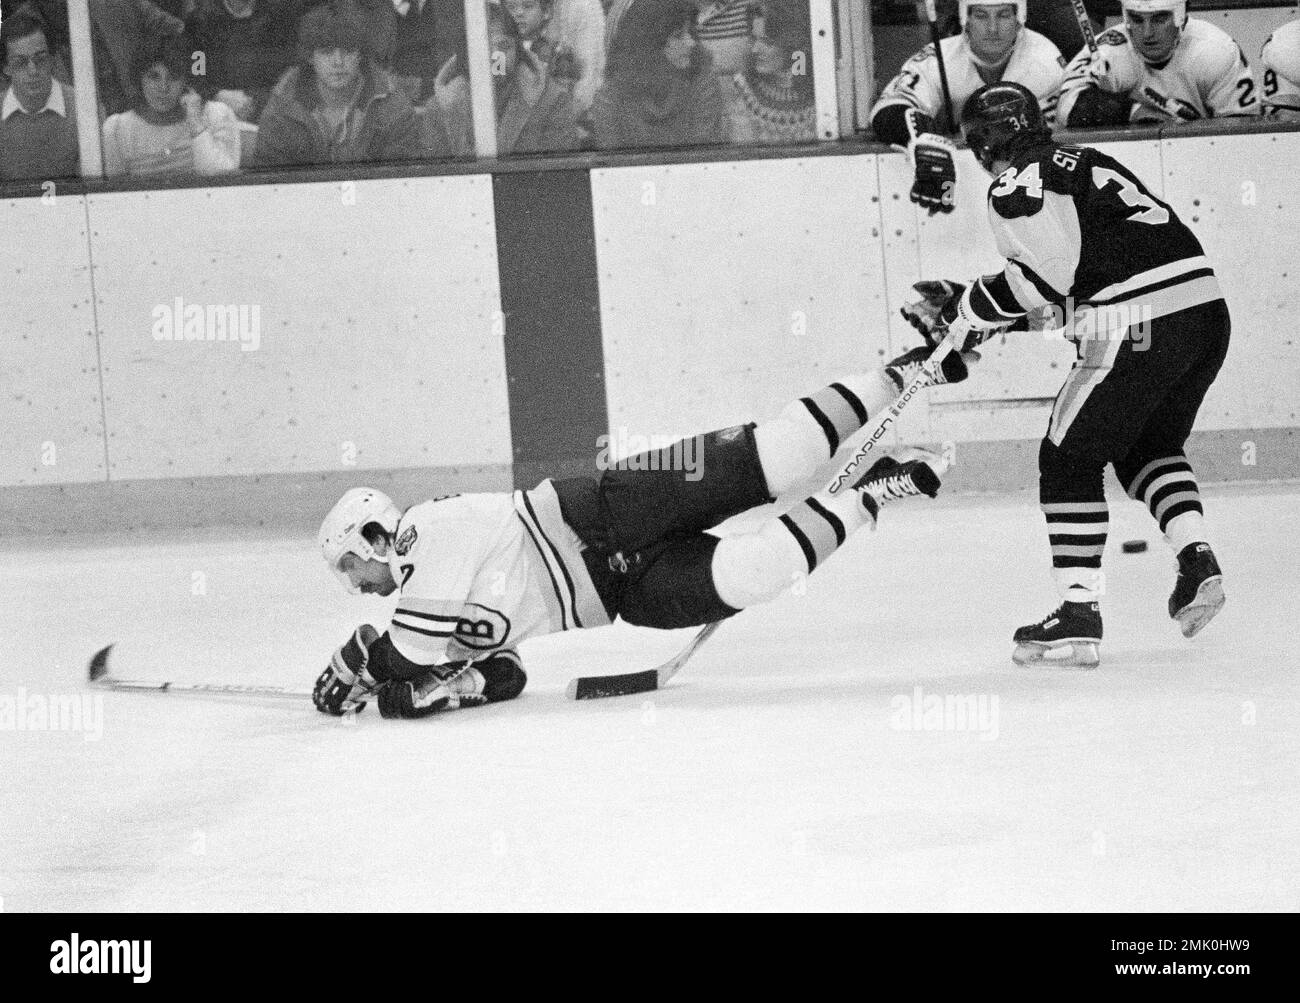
[780,513,818,574]
[1043,510,1110,524]
[1135,461,1192,501]
[1158,499,1203,532]
[1053,556,1104,568]
[1148,479,1196,513]
[801,397,839,453]
[830,382,868,426]
[806,498,846,546]
[1048,533,1108,547]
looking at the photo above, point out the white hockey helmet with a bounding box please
[960,0,1027,25]
[1121,0,1188,29]
[319,487,402,593]
[1262,20,1300,85]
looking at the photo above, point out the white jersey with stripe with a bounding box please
[386,482,609,666]
[1057,19,1257,124]
[1261,20,1300,119]
[960,143,1221,338]
[871,28,1066,129]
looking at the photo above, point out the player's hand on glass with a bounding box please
[312,624,383,716]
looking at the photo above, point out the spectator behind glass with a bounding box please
[101,30,240,176]
[185,0,302,122]
[16,0,184,116]
[505,0,605,123]
[422,1,577,156]
[254,2,422,166]
[593,0,724,149]
[1,11,81,180]
[723,0,814,144]
[301,0,397,68]
[390,0,465,104]
[694,0,751,76]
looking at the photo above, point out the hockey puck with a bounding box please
[1121,540,1149,554]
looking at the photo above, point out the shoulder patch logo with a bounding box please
[395,524,418,556]
[1098,28,1127,48]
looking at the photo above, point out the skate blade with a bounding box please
[1175,577,1225,639]
[1012,640,1099,669]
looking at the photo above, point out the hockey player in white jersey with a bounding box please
[310,342,979,718]
[1261,19,1300,119]
[871,0,1064,215]
[1057,0,1258,126]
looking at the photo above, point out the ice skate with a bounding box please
[1169,543,1225,638]
[854,448,948,512]
[1012,601,1102,668]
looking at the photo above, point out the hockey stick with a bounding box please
[924,0,957,134]
[1069,0,1098,56]
[88,644,312,700]
[567,332,961,701]
[566,619,722,700]
[826,332,959,496]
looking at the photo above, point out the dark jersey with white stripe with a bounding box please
[962,141,1222,332]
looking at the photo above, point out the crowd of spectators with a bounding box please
[0,0,1296,184]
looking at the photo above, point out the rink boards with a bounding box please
[2,130,1297,531]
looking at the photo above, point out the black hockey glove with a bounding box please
[906,109,957,215]
[1066,87,1135,128]
[378,651,527,719]
[900,280,965,345]
[313,624,383,716]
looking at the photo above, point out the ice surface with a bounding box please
[2,484,1296,911]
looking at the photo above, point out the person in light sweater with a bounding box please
[101,31,240,177]
[724,0,815,145]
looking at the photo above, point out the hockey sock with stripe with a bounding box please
[711,487,876,609]
[1123,454,1208,553]
[753,372,898,495]
[1043,499,1108,603]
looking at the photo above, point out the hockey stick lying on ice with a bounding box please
[566,619,722,700]
[566,333,961,701]
[88,644,312,700]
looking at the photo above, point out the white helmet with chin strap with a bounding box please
[1122,0,1188,29]
[319,487,402,593]
[960,0,1027,25]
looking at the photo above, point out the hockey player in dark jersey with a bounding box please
[310,343,978,718]
[905,81,1228,667]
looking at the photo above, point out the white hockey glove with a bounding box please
[312,624,384,716]
[905,109,957,216]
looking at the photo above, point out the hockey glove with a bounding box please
[906,109,957,216]
[313,624,383,716]
[900,279,965,345]
[378,660,489,719]
[884,343,978,388]
[939,286,1008,353]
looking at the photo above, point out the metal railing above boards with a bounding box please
[0,0,853,195]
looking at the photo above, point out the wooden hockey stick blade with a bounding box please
[87,644,311,700]
[566,621,722,700]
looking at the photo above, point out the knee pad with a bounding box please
[711,530,799,609]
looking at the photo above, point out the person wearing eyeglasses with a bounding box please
[0,10,80,181]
